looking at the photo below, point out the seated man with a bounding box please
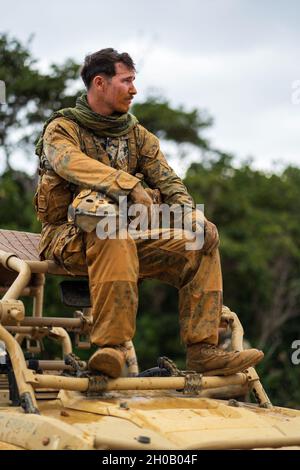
[35,48,263,378]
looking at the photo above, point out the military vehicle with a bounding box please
[0,228,299,450]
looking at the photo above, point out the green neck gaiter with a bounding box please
[36,93,138,156]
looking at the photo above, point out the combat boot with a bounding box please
[88,345,127,378]
[186,343,264,376]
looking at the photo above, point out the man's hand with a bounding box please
[144,188,162,204]
[203,218,219,254]
[129,182,153,230]
[130,182,153,207]
[187,210,219,254]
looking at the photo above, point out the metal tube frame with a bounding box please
[0,250,271,414]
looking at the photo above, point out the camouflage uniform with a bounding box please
[36,117,222,347]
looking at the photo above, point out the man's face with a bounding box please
[100,62,137,114]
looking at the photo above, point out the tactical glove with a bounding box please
[203,218,219,253]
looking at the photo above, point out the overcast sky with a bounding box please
[1,0,300,175]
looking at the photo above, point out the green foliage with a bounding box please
[184,155,300,407]
[0,33,81,169]
[135,281,184,370]
[0,169,39,231]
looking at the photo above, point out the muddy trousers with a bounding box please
[42,224,223,347]
[82,229,223,347]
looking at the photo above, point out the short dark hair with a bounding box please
[81,48,136,89]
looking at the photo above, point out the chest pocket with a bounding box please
[34,171,73,224]
[79,126,139,175]
[79,128,110,166]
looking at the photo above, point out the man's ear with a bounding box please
[93,75,107,91]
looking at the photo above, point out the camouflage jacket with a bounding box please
[35,117,194,254]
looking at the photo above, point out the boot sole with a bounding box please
[201,351,264,376]
[88,349,125,378]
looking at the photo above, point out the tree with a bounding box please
[0,33,81,171]
[184,156,300,407]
